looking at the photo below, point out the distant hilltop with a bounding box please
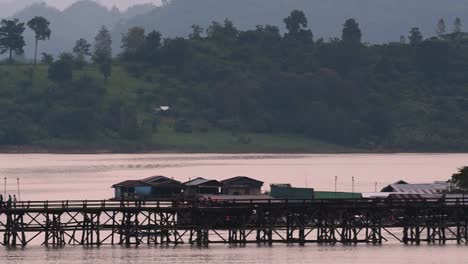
[0,0,161,16]
[3,0,468,58]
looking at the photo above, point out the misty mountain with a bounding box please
[7,0,468,58]
[116,0,468,43]
[0,0,33,18]
[10,0,156,58]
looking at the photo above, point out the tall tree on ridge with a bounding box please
[27,16,51,65]
[92,26,112,80]
[342,18,362,45]
[189,25,204,40]
[454,17,462,33]
[73,38,92,61]
[121,27,146,60]
[284,10,308,36]
[409,27,423,46]
[283,10,313,42]
[0,19,26,62]
[399,35,407,44]
[436,18,446,38]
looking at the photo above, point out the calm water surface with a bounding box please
[0,153,468,263]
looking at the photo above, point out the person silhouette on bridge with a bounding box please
[6,195,12,208]
[0,194,3,208]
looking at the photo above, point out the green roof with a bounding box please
[270,186,314,199]
[314,191,362,200]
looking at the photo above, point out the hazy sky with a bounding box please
[1,0,162,11]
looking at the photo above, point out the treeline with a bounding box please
[1,12,468,151]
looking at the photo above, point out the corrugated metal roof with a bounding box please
[185,177,209,186]
[184,177,222,186]
[386,183,447,194]
[141,175,169,183]
[112,176,182,188]
[221,176,264,185]
[112,180,149,188]
[387,193,425,201]
[362,192,391,198]
[200,194,272,201]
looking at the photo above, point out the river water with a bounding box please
[0,153,468,263]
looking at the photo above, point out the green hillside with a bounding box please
[3,11,468,153]
[0,64,355,153]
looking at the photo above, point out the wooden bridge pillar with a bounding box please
[456,219,468,245]
[285,211,306,244]
[44,213,65,247]
[228,229,246,244]
[255,210,270,243]
[119,212,140,246]
[340,211,359,244]
[188,209,209,246]
[189,229,209,245]
[81,212,101,246]
[159,212,181,244]
[364,213,383,244]
[317,215,337,244]
[425,208,446,244]
[403,226,421,244]
[3,213,26,247]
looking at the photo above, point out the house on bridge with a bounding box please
[221,176,264,195]
[112,176,183,199]
[381,180,450,194]
[183,177,223,198]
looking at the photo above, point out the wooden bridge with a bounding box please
[1,197,468,247]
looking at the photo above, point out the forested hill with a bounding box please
[5,0,468,58]
[118,0,468,43]
[1,10,468,152]
[7,1,156,58]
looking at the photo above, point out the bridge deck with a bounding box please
[0,198,467,247]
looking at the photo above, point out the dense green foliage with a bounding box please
[0,19,26,61]
[2,10,468,152]
[451,167,468,192]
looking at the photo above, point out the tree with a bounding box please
[451,167,468,192]
[408,27,423,46]
[121,27,146,60]
[41,52,54,64]
[436,18,446,38]
[0,19,26,62]
[48,58,73,83]
[399,35,407,44]
[73,38,91,62]
[92,26,112,80]
[146,31,162,50]
[145,30,162,66]
[454,17,462,33]
[58,52,74,64]
[284,10,308,35]
[27,16,51,65]
[342,18,362,45]
[189,25,203,39]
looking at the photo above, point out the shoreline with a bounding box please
[0,145,467,155]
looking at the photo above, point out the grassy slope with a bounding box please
[152,126,356,153]
[0,64,356,153]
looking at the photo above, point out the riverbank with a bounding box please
[0,129,360,154]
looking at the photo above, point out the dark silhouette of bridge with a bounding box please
[1,198,468,247]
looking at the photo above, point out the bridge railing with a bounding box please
[0,196,467,211]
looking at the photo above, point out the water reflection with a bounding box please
[2,244,468,264]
